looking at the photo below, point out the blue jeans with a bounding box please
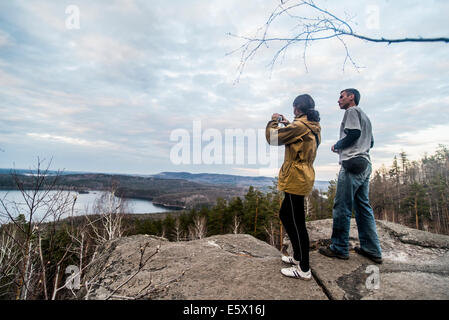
[330,163,382,258]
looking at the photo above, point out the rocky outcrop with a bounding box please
[79,219,449,300]
[306,219,449,300]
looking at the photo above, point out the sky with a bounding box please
[0,0,448,181]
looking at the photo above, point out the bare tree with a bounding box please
[228,0,449,75]
[171,218,184,241]
[0,160,173,300]
[230,214,242,234]
[264,219,278,247]
[87,186,128,245]
[0,226,20,298]
[304,195,313,218]
[188,215,208,240]
[52,209,98,300]
[0,159,76,299]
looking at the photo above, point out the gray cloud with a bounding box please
[0,0,448,180]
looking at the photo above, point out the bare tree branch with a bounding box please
[0,159,78,299]
[228,0,449,77]
[104,243,160,300]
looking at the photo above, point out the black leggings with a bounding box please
[279,192,310,271]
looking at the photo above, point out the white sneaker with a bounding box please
[281,265,312,280]
[281,255,299,265]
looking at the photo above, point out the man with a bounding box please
[319,88,383,264]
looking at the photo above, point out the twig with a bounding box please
[228,0,449,78]
[104,244,160,300]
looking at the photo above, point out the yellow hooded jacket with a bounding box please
[266,115,321,196]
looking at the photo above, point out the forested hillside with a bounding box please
[369,145,449,235]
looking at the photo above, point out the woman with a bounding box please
[265,94,321,280]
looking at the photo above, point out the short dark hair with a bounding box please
[341,88,361,106]
[293,94,320,122]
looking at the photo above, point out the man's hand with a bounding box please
[331,144,339,153]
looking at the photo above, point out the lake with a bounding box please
[0,190,174,222]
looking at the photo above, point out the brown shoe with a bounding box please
[318,245,349,260]
[354,246,383,264]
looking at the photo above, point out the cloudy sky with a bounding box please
[0,0,448,181]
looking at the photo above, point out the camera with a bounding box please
[277,116,283,122]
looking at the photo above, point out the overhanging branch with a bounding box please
[228,0,448,79]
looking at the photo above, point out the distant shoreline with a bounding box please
[0,189,182,216]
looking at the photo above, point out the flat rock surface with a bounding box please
[80,219,449,300]
[80,233,327,300]
[307,219,449,300]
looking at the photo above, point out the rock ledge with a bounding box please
[80,219,449,300]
